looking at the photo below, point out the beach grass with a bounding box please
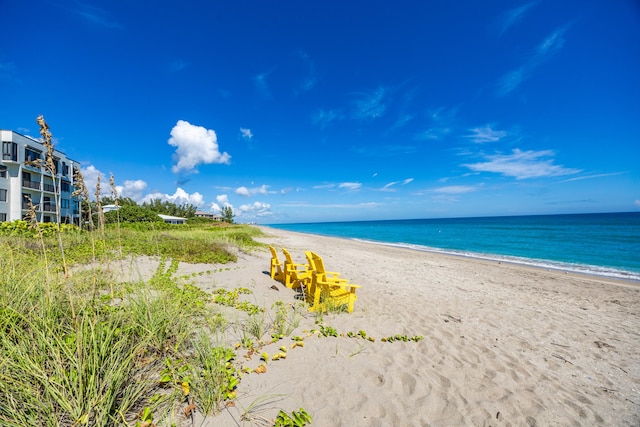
[0,221,273,426]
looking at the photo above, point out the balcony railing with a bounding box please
[43,183,55,192]
[22,180,41,190]
[42,203,56,212]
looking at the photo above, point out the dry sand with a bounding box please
[127,226,640,426]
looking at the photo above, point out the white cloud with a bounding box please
[381,178,413,192]
[141,187,204,207]
[80,165,105,197]
[236,184,269,197]
[240,128,253,140]
[463,149,581,180]
[465,125,507,143]
[238,201,272,217]
[497,25,570,95]
[338,182,362,191]
[168,120,231,174]
[433,185,478,194]
[560,172,627,183]
[117,179,147,201]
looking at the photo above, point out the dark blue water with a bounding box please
[267,212,640,281]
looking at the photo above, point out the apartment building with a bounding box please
[1,130,80,224]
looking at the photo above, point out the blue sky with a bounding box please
[2,1,639,224]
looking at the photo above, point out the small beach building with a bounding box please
[158,214,187,224]
[195,210,222,221]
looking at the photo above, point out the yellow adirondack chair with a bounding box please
[268,245,285,283]
[281,248,311,290]
[304,251,360,313]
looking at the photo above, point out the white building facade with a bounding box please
[1,130,80,224]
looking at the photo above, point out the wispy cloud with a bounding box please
[296,50,318,93]
[497,25,570,95]
[168,120,231,174]
[253,70,274,98]
[465,125,508,143]
[463,149,581,179]
[235,184,269,197]
[432,185,479,194]
[380,178,414,192]
[338,182,362,191]
[560,171,627,183]
[352,86,388,120]
[73,2,123,29]
[414,128,451,141]
[498,1,539,35]
[169,60,188,73]
[312,109,343,129]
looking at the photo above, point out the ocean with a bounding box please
[267,212,640,282]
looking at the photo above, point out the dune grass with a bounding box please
[0,222,267,426]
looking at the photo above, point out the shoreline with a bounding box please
[205,225,640,426]
[264,225,640,284]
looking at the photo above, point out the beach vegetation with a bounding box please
[0,117,319,426]
[221,205,235,223]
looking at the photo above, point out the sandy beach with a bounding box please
[158,226,640,426]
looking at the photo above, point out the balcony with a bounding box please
[42,203,56,212]
[43,183,55,192]
[22,202,40,210]
[22,180,41,190]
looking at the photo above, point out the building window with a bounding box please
[25,147,42,163]
[2,141,17,161]
[0,166,6,178]
[62,162,68,176]
[0,213,6,222]
[0,189,6,202]
[61,181,71,192]
[61,199,69,209]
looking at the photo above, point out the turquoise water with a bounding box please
[267,212,640,281]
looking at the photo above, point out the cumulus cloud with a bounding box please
[80,165,105,197]
[116,179,147,201]
[235,185,269,197]
[238,201,272,217]
[168,120,231,174]
[465,125,508,143]
[240,128,253,140]
[463,149,581,180]
[141,187,204,207]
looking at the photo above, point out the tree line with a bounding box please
[81,197,234,225]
